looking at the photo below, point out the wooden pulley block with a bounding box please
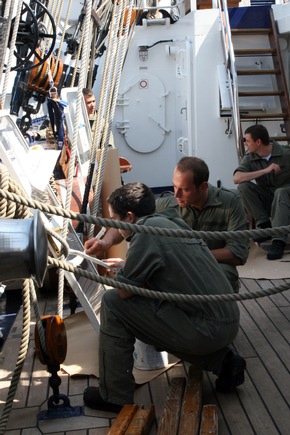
[28,48,42,86]
[35,315,67,366]
[28,55,63,95]
[123,7,137,27]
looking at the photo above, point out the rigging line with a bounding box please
[88,0,128,237]
[2,186,290,241]
[87,2,119,236]
[29,280,48,355]
[104,0,135,149]
[96,0,111,15]
[70,1,92,87]
[45,222,70,258]
[0,0,23,110]
[0,0,14,99]
[92,0,134,205]
[88,0,115,153]
[94,0,135,199]
[104,1,134,142]
[89,0,116,155]
[88,25,97,89]
[48,256,290,303]
[122,0,142,67]
[52,0,73,78]
[48,0,65,75]
[57,0,94,317]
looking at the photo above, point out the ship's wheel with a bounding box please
[10,0,56,71]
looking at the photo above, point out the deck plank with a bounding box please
[1,277,290,434]
[147,371,169,425]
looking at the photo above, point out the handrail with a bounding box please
[217,0,244,160]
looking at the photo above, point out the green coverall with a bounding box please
[99,208,240,406]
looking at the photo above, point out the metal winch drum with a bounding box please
[0,212,48,287]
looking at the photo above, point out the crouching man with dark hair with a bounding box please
[83,182,246,413]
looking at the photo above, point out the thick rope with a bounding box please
[48,256,290,303]
[91,0,134,235]
[0,165,30,219]
[1,186,289,242]
[0,0,15,101]
[0,0,23,109]
[0,166,289,431]
[56,0,94,318]
[52,0,71,78]
[88,0,122,237]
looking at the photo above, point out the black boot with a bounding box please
[215,351,246,393]
[83,386,124,413]
[267,240,286,260]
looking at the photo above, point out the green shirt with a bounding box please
[156,185,249,291]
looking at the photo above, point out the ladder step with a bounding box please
[231,28,271,35]
[240,113,289,119]
[237,69,280,75]
[239,90,284,97]
[235,48,276,56]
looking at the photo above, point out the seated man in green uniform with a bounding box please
[83,182,246,412]
[84,158,249,293]
[233,124,290,260]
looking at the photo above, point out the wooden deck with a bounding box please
[0,277,289,434]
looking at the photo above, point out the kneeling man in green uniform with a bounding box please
[83,182,246,412]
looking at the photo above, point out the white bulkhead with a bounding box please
[111,7,239,191]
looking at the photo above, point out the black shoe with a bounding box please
[215,351,246,394]
[253,221,272,243]
[83,387,123,413]
[267,240,286,260]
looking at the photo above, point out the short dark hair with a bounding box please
[82,88,94,97]
[176,157,209,187]
[107,182,156,219]
[244,124,270,145]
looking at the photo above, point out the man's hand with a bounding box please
[84,237,110,257]
[234,162,281,184]
[266,163,281,174]
[116,288,134,299]
[84,228,123,257]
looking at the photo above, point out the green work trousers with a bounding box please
[99,290,240,405]
[238,182,290,243]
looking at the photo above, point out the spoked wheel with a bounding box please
[10,0,56,71]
